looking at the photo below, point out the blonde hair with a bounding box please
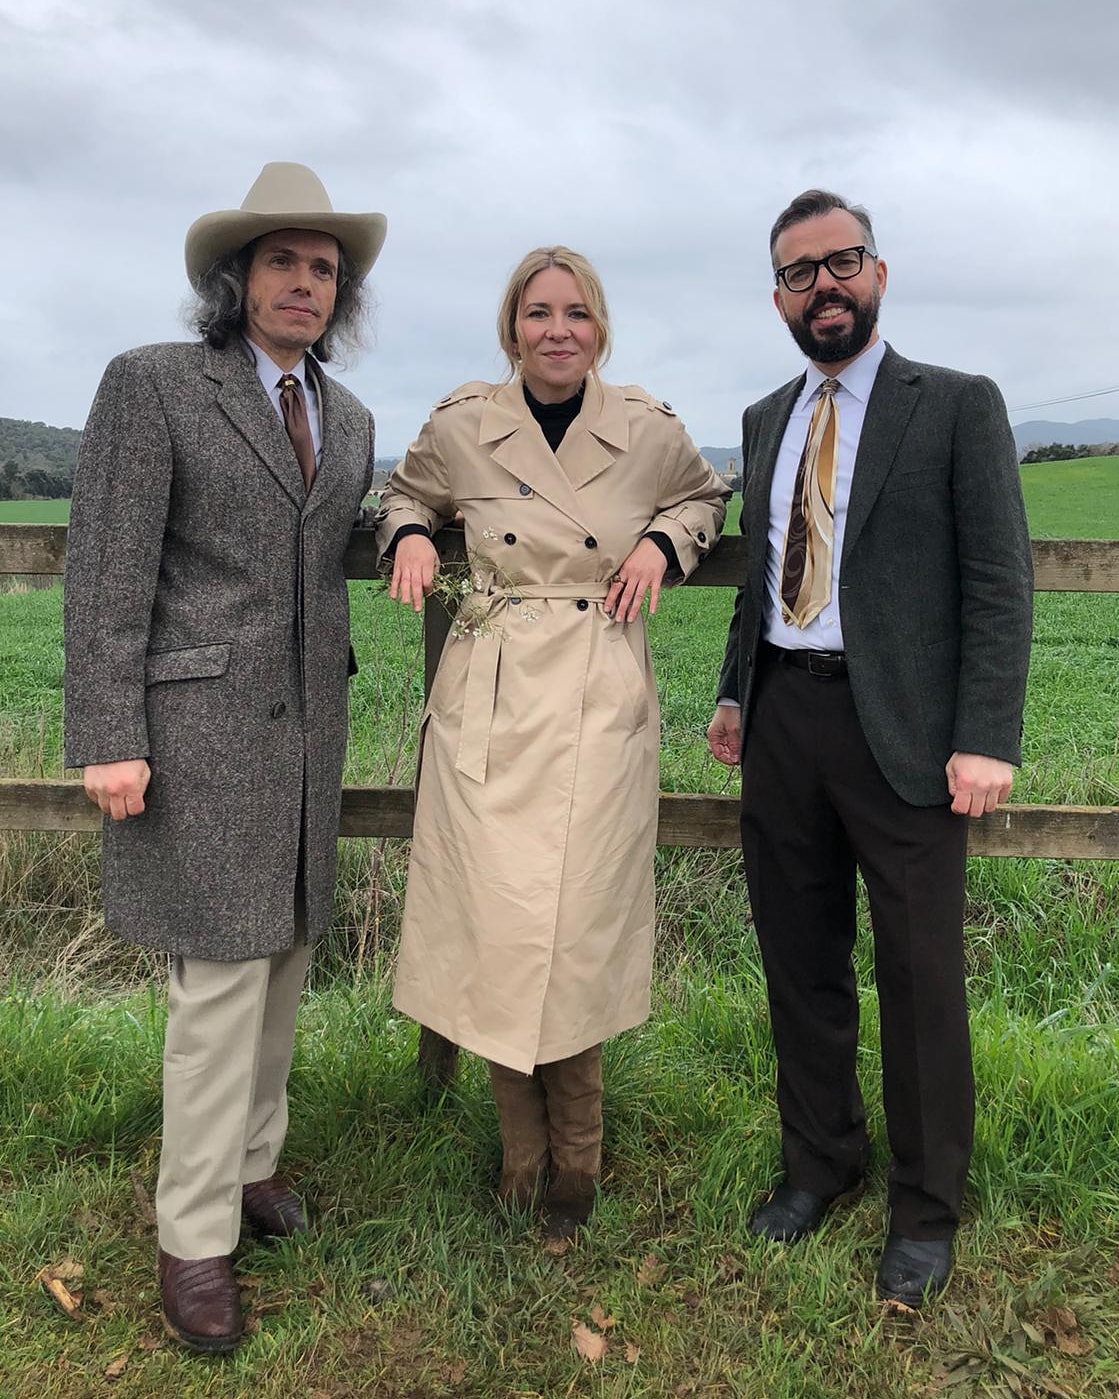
[496,246,612,380]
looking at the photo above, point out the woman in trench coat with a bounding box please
[376,246,730,1236]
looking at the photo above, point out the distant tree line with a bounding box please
[0,415,406,500]
[0,418,81,500]
[1019,441,1119,464]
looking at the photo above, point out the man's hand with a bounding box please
[389,534,439,613]
[706,705,741,767]
[83,759,151,821]
[945,751,1014,818]
[605,538,669,623]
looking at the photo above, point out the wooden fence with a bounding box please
[2,523,1118,860]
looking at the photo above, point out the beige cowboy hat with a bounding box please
[184,162,387,288]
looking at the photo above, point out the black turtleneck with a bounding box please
[523,382,583,452]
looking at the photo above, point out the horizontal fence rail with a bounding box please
[2,779,1117,860]
[2,524,1118,860]
[4,524,1119,592]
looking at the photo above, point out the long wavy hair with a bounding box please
[188,236,370,363]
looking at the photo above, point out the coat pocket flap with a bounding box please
[145,642,232,686]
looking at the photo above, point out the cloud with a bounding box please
[1,0,1116,448]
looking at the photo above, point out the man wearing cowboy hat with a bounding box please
[64,163,387,1352]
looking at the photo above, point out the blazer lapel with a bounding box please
[842,346,920,562]
[743,376,801,582]
[205,342,306,509]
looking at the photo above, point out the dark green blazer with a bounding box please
[717,344,1033,806]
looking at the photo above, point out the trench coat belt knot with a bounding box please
[456,579,613,784]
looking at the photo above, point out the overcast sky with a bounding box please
[2,0,1116,454]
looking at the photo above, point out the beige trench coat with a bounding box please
[376,377,730,1072]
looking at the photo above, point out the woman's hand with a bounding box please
[389,534,440,612]
[605,538,669,623]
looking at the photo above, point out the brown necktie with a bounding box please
[278,374,316,494]
[779,377,840,628]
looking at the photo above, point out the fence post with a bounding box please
[416,527,463,1089]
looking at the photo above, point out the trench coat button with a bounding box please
[504,532,517,545]
[518,483,532,496]
[271,701,287,719]
[576,598,589,611]
[584,536,597,549]
[697,530,707,543]
[508,596,522,606]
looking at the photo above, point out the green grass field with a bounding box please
[0,498,70,524]
[1019,455,1119,539]
[0,471,1117,1397]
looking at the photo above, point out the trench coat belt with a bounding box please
[456,580,613,784]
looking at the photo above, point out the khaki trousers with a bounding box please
[155,940,311,1259]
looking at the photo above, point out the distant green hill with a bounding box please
[1020,454,1119,539]
[0,416,402,500]
[0,418,81,499]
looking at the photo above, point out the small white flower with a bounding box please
[520,606,540,623]
[481,528,498,541]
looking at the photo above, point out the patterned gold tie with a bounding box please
[780,378,840,628]
[278,374,316,495]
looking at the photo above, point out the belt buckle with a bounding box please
[806,651,842,678]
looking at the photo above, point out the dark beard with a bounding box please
[787,289,878,363]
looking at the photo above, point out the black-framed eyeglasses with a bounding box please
[774,245,875,293]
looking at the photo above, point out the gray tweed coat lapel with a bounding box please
[204,342,306,508]
[842,346,921,563]
[305,362,362,520]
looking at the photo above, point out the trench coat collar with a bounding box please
[202,340,311,511]
[479,377,629,523]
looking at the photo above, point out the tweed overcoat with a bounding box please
[717,344,1034,805]
[64,340,375,958]
[375,377,730,1073]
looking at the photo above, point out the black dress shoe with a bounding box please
[750,1184,829,1241]
[241,1175,308,1238]
[875,1234,952,1308]
[749,1179,861,1242]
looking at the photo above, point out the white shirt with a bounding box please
[245,339,324,466]
[762,336,887,652]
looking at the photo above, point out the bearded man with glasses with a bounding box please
[706,189,1033,1308]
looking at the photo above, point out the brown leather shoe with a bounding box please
[159,1249,242,1353]
[241,1174,308,1238]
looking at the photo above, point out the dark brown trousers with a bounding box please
[740,653,972,1238]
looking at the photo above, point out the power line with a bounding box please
[1009,385,1119,414]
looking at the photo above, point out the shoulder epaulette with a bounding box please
[621,385,676,416]
[433,380,494,410]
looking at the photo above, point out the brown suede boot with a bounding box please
[488,1059,550,1210]
[539,1044,603,1239]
